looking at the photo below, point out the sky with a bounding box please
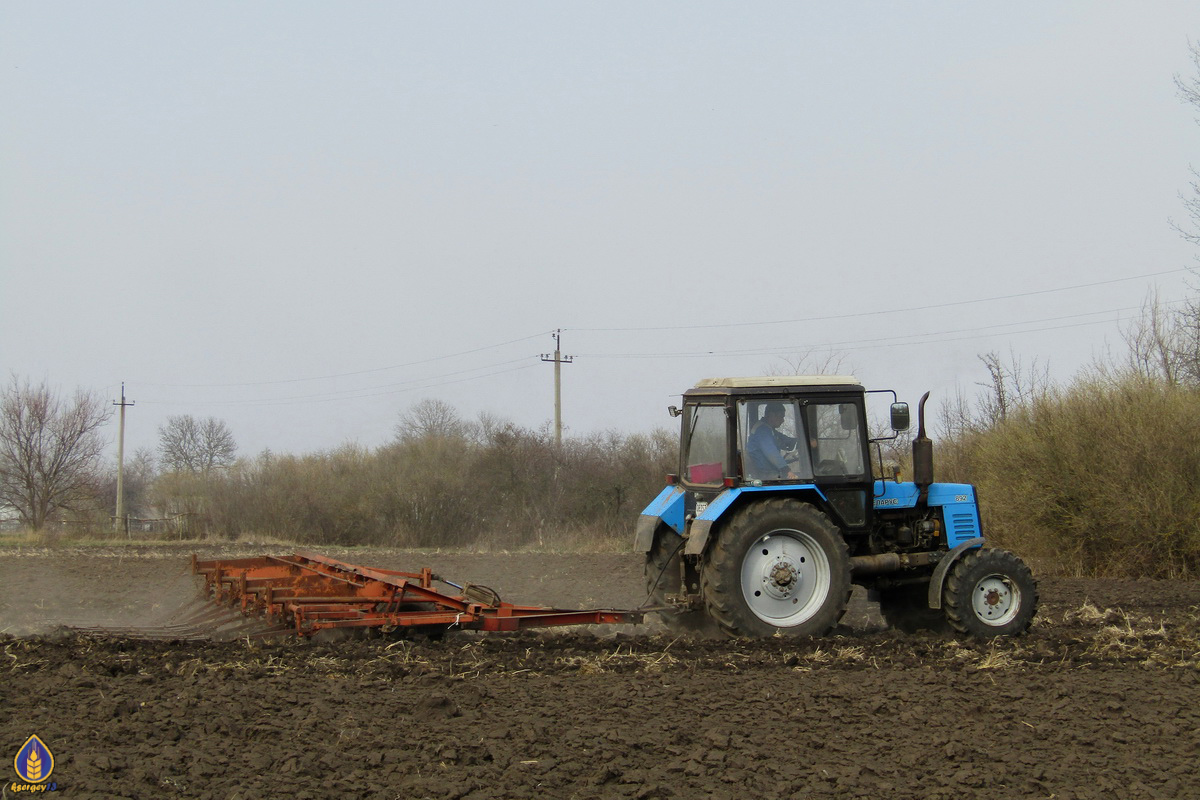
[2,2,1199,462]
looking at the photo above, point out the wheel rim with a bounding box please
[971,574,1022,626]
[740,529,830,627]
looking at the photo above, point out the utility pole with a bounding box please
[540,330,573,447]
[113,383,134,537]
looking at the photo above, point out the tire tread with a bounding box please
[943,548,1038,638]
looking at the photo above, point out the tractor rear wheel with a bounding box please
[943,548,1038,638]
[644,529,712,633]
[701,498,850,637]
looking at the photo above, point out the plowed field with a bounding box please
[2,544,1198,799]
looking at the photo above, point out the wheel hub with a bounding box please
[972,575,1020,626]
[740,531,831,626]
[767,562,799,596]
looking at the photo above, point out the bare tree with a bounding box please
[1177,303,1200,385]
[768,349,853,376]
[0,376,112,529]
[1116,291,1195,385]
[975,350,1049,426]
[941,351,1051,435]
[158,415,238,473]
[1174,41,1200,252]
[395,398,466,442]
[1173,42,1200,383]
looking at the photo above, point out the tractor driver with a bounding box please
[746,403,801,480]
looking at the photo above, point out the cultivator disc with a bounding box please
[179,551,643,638]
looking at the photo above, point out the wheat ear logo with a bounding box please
[14,735,54,784]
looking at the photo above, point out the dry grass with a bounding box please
[1053,601,1200,669]
[553,640,682,674]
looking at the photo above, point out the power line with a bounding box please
[137,362,539,408]
[566,268,1190,333]
[122,269,1191,395]
[573,297,1194,360]
[574,305,1156,360]
[151,356,536,404]
[133,330,551,389]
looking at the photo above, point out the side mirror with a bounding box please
[890,402,911,431]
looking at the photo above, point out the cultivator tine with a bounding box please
[67,596,294,641]
[70,626,212,641]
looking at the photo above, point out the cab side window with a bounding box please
[683,405,728,485]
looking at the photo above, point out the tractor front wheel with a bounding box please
[943,548,1038,638]
[701,499,850,637]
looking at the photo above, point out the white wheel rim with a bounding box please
[971,574,1021,626]
[740,530,830,627]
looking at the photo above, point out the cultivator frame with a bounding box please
[191,551,643,637]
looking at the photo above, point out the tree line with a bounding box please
[0,388,675,550]
[2,306,1199,575]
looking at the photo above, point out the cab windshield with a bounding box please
[738,399,866,481]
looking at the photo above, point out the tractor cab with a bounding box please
[679,376,871,488]
[675,376,876,529]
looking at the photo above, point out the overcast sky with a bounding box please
[2,2,1199,461]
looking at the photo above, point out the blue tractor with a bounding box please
[635,376,1037,638]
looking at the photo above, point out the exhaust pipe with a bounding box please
[850,551,938,575]
[912,391,933,504]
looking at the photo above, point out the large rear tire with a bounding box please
[644,529,712,633]
[701,499,851,637]
[943,548,1038,638]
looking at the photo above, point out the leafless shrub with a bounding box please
[954,374,1200,578]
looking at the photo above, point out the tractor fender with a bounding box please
[926,537,984,609]
[634,486,687,552]
[684,485,828,557]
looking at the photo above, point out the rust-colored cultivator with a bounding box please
[189,551,643,638]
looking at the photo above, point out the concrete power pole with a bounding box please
[540,330,573,447]
[113,383,134,536]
